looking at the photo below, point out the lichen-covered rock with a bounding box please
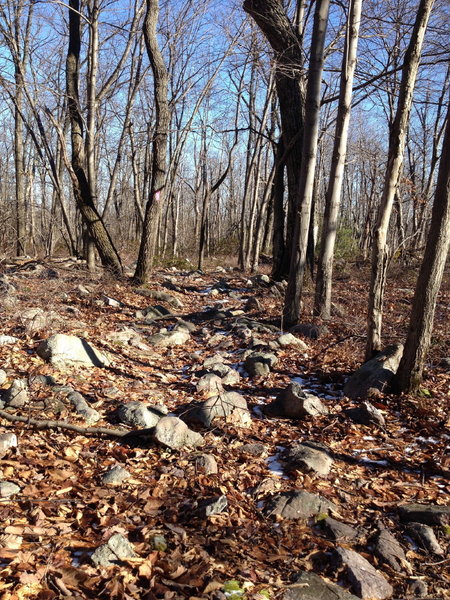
[37,334,111,368]
[195,453,218,475]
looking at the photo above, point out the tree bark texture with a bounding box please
[366,0,435,358]
[394,99,450,392]
[314,0,362,319]
[134,0,170,283]
[243,0,305,279]
[66,0,123,275]
[283,0,330,326]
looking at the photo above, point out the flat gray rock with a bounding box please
[405,522,444,555]
[153,416,204,449]
[284,571,359,600]
[286,442,333,476]
[0,433,18,453]
[334,547,393,599]
[37,334,111,368]
[375,528,411,572]
[117,401,167,428]
[0,335,19,345]
[91,533,137,567]
[321,517,359,542]
[101,465,132,486]
[263,490,337,520]
[344,344,403,399]
[0,481,20,497]
[398,503,450,526]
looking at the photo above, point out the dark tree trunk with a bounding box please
[66,0,122,276]
[134,0,170,283]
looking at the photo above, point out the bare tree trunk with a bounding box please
[394,99,450,392]
[243,0,305,279]
[283,0,330,326]
[66,0,122,275]
[314,0,362,319]
[134,0,169,283]
[366,0,434,358]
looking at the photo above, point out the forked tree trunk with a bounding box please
[283,0,330,326]
[314,0,362,319]
[394,99,450,392]
[366,0,434,358]
[134,0,170,283]
[66,0,122,275]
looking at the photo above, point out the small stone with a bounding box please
[103,295,121,307]
[153,416,204,449]
[147,329,190,347]
[77,284,90,295]
[244,352,278,377]
[406,579,428,598]
[193,391,250,427]
[264,490,337,520]
[4,379,28,407]
[136,305,172,321]
[91,533,137,567]
[345,401,385,427]
[240,443,267,456]
[151,535,167,551]
[0,481,20,497]
[37,334,110,368]
[322,518,359,542]
[405,522,444,555]
[200,494,228,517]
[334,547,393,600]
[196,373,224,395]
[0,335,19,345]
[195,454,218,475]
[117,401,166,428]
[0,370,7,385]
[68,391,100,424]
[0,433,18,453]
[286,442,333,476]
[276,333,308,350]
[101,465,131,486]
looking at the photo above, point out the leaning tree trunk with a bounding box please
[66,0,122,275]
[134,0,170,284]
[314,0,362,319]
[394,98,450,393]
[283,0,330,326]
[243,0,305,280]
[366,0,435,358]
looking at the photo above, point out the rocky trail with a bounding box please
[0,258,448,600]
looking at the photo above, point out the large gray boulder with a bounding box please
[344,344,403,399]
[37,334,111,368]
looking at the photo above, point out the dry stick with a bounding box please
[0,410,128,438]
